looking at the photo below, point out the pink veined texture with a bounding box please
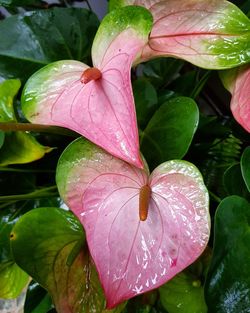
[64,151,210,308]
[30,29,144,168]
[230,66,250,132]
[127,0,242,67]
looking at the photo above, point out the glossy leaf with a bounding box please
[159,272,207,313]
[132,79,158,130]
[56,138,210,308]
[0,79,21,121]
[0,79,51,165]
[21,6,153,168]
[0,132,52,166]
[0,206,29,299]
[0,8,99,81]
[205,196,250,312]
[24,282,53,313]
[220,65,250,132]
[224,163,250,198]
[140,97,199,169]
[241,146,250,192]
[110,0,250,69]
[11,207,124,313]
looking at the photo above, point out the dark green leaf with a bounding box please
[0,8,99,81]
[133,78,158,129]
[24,281,52,313]
[205,196,250,313]
[142,57,184,88]
[121,291,157,313]
[159,272,207,313]
[223,163,250,198]
[0,131,4,149]
[11,207,124,313]
[0,0,42,7]
[241,146,250,192]
[140,97,199,169]
[169,71,197,96]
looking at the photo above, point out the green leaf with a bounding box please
[0,8,99,81]
[133,79,158,129]
[121,291,157,313]
[241,146,250,192]
[205,196,250,313]
[0,79,21,122]
[0,131,4,149]
[159,272,207,313]
[11,207,124,313]
[140,97,199,169]
[24,282,53,313]
[142,58,184,88]
[0,0,42,7]
[0,132,52,166]
[0,205,29,299]
[0,79,52,165]
[223,163,250,198]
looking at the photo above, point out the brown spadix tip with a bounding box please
[139,185,151,221]
[81,67,102,84]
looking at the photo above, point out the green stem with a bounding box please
[0,122,78,137]
[0,201,17,209]
[0,186,58,202]
[209,191,222,203]
[0,167,55,173]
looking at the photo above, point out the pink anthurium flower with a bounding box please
[21,6,153,168]
[56,138,210,309]
[220,65,250,132]
[110,0,250,69]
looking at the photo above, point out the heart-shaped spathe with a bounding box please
[21,6,153,168]
[110,0,250,69]
[56,138,210,309]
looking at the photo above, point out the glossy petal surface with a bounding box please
[110,0,250,69]
[56,138,210,308]
[220,65,250,132]
[22,7,153,168]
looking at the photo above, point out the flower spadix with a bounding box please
[220,65,250,133]
[56,138,210,308]
[110,0,250,69]
[21,6,153,168]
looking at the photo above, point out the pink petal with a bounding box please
[57,139,210,309]
[22,6,153,168]
[111,0,250,69]
[223,66,250,132]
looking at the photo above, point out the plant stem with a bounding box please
[0,186,58,202]
[209,191,222,203]
[0,167,55,173]
[85,0,92,10]
[0,122,78,137]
